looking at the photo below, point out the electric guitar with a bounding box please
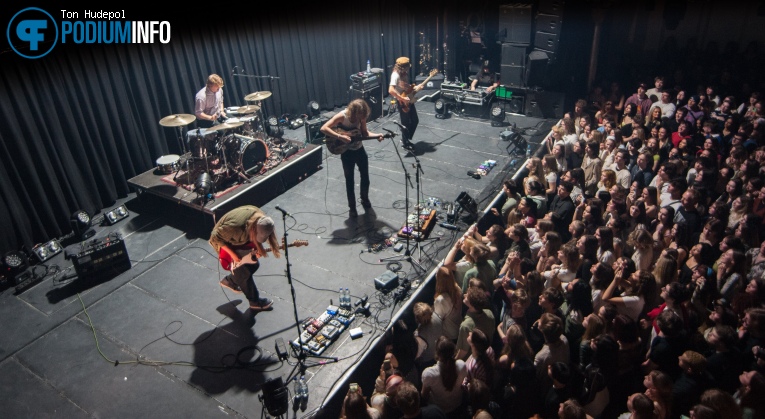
[325,127,396,155]
[399,69,439,113]
[218,239,309,272]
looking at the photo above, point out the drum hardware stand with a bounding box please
[239,73,281,126]
[378,125,427,273]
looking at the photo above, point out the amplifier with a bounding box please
[350,72,381,90]
[72,234,131,281]
[304,116,328,145]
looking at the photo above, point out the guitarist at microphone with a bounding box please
[321,99,384,218]
[209,206,281,312]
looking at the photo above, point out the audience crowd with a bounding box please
[340,74,765,419]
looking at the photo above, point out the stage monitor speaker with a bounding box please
[415,72,444,93]
[498,4,532,45]
[350,85,382,121]
[525,90,565,119]
[526,50,549,88]
[538,0,565,16]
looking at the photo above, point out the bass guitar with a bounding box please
[399,69,439,113]
[218,239,309,272]
[325,127,396,155]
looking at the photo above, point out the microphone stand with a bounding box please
[277,209,338,413]
[379,125,426,273]
[234,68,281,126]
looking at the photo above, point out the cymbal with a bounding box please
[206,121,244,132]
[159,114,196,127]
[244,91,272,101]
[237,104,261,114]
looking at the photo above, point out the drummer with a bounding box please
[194,74,227,129]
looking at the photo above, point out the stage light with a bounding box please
[70,210,95,241]
[259,377,289,417]
[194,172,214,201]
[105,205,129,226]
[307,101,320,118]
[434,98,449,119]
[3,251,29,281]
[33,239,62,262]
[267,116,284,138]
[490,104,505,127]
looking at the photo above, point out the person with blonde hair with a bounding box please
[598,169,617,193]
[322,99,385,217]
[209,206,281,312]
[434,266,462,341]
[194,73,227,128]
[628,228,655,272]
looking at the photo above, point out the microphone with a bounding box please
[391,121,408,133]
[275,205,292,217]
[382,127,397,137]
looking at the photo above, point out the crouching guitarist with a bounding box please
[209,205,281,312]
[321,99,384,218]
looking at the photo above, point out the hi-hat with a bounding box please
[244,91,272,101]
[207,121,244,132]
[159,114,196,127]
[237,104,261,114]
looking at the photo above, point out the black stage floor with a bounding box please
[0,106,555,418]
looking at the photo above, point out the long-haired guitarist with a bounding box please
[321,99,384,217]
[388,56,418,150]
[209,205,281,311]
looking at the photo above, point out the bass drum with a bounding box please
[225,135,269,175]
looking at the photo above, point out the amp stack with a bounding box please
[349,70,383,121]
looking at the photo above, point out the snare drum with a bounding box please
[156,154,181,174]
[225,135,269,174]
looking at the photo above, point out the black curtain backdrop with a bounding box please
[0,3,417,254]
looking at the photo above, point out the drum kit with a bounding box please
[156,91,284,200]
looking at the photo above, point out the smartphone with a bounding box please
[349,383,359,393]
[383,359,391,370]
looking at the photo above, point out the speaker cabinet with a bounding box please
[350,85,382,121]
[526,50,549,88]
[525,90,565,119]
[501,65,524,88]
[304,116,328,145]
[498,4,532,45]
[538,0,565,15]
[534,32,560,53]
[501,44,527,87]
[535,13,562,34]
